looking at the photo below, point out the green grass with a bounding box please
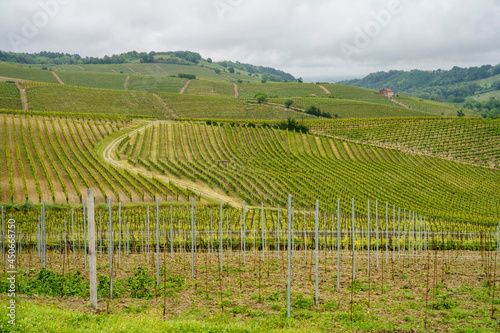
[270,97,430,118]
[0,62,59,83]
[0,82,22,109]
[26,85,168,118]
[237,83,327,99]
[55,71,127,90]
[127,75,187,93]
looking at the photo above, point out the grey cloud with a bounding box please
[0,0,499,81]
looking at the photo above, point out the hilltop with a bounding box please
[339,63,500,105]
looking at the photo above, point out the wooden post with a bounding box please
[315,200,319,306]
[156,199,160,286]
[87,190,97,310]
[287,194,292,318]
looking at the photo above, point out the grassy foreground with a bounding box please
[0,299,377,333]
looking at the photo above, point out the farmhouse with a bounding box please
[379,88,395,98]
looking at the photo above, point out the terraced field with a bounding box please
[114,120,500,223]
[307,117,500,169]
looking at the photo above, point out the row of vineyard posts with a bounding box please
[2,192,500,319]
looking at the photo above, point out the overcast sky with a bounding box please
[1,0,499,82]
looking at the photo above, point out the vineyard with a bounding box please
[236,83,329,99]
[1,199,500,332]
[24,85,170,118]
[270,97,430,118]
[307,117,500,169]
[0,113,203,205]
[114,120,500,223]
[55,71,128,90]
[0,82,22,110]
[184,80,236,98]
[1,58,499,332]
[0,63,59,83]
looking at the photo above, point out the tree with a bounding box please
[297,77,303,83]
[284,99,293,108]
[207,58,213,63]
[228,67,235,73]
[457,110,465,117]
[214,68,221,74]
[261,79,267,84]
[254,93,268,103]
[496,81,500,90]
[237,79,243,84]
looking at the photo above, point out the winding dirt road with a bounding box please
[102,121,242,207]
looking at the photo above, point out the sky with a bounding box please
[1,0,499,82]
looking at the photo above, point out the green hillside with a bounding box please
[237,82,327,98]
[115,120,500,222]
[25,84,168,118]
[0,81,22,109]
[307,117,500,168]
[0,62,58,83]
[270,97,429,118]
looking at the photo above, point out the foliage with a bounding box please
[339,63,500,101]
[276,118,309,133]
[127,267,155,299]
[306,105,332,118]
[255,93,268,103]
[178,73,196,80]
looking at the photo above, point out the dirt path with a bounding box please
[52,71,65,85]
[123,65,141,75]
[15,83,28,110]
[392,98,411,108]
[0,76,26,83]
[155,64,170,75]
[124,76,130,90]
[233,83,239,98]
[179,80,191,94]
[77,66,84,70]
[152,93,177,118]
[102,122,243,208]
[318,84,331,94]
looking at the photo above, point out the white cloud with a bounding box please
[0,0,499,81]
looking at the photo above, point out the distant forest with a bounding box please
[0,50,296,82]
[339,64,500,103]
